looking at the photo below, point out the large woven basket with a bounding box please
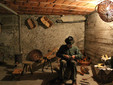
[97,0,113,22]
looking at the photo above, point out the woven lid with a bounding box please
[26,49,43,61]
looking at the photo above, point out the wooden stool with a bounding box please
[21,61,34,75]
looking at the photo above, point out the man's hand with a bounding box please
[64,55,70,59]
[72,55,76,59]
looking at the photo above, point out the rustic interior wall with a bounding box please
[0,15,85,61]
[85,12,113,64]
[0,15,19,62]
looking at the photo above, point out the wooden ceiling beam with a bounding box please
[53,0,65,4]
[0,0,96,15]
[62,0,75,4]
[17,7,88,15]
[18,10,88,15]
[17,8,90,14]
[18,6,94,12]
[2,0,96,8]
[47,0,56,3]
[38,1,96,8]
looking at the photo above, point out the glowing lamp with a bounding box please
[97,0,113,22]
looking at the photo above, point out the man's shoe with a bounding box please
[72,82,77,85]
[60,83,65,85]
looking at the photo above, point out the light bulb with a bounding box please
[106,5,110,10]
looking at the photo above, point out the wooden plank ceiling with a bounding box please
[0,0,99,15]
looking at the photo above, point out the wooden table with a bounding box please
[91,65,113,84]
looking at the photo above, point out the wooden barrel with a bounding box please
[97,0,113,22]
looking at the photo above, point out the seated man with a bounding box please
[56,36,83,85]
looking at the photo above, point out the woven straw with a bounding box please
[97,0,113,22]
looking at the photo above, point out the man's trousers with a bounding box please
[59,59,77,82]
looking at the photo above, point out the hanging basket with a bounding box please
[97,0,113,22]
[26,18,36,29]
[40,16,53,28]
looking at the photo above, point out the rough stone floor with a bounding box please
[0,60,113,85]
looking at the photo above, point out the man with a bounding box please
[56,36,83,85]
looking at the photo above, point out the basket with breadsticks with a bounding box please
[101,54,111,61]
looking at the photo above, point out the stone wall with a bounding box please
[0,15,85,61]
[0,15,19,61]
[85,12,113,64]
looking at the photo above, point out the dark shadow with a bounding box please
[0,57,60,85]
[32,57,58,72]
[0,58,59,84]
[0,61,15,69]
[6,64,15,69]
[32,62,44,72]
[0,61,6,65]
[1,75,13,81]
[37,17,48,29]
[1,72,59,85]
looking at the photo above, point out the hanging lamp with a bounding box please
[96,0,113,22]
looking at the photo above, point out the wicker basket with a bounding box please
[41,16,53,28]
[97,0,113,22]
[77,57,91,65]
[27,18,36,29]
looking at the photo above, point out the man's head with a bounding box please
[65,36,74,48]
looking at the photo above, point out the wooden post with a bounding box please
[0,23,1,33]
